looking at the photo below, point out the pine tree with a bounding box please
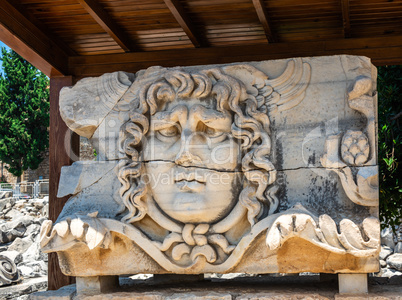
[0,48,49,177]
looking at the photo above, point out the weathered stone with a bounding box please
[55,162,122,221]
[386,253,402,271]
[381,227,396,250]
[0,276,47,300]
[381,267,402,278]
[8,237,33,253]
[40,56,380,296]
[19,265,35,278]
[1,250,23,264]
[29,284,76,300]
[75,291,231,300]
[166,292,231,300]
[394,241,402,254]
[5,208,24,220]
[0,197,15,211]
[1,227,25,243]
[380,246,394,261]
[237,293,330,300]
[0,215,36,243]
[23,238,47,263]
[57,161,118,198]
[18,261,47,278]
[59,72,134,138]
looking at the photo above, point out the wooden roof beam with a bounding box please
[341,0,351,38]
[69,35,402,78]
[0,1,69,76]
[77,0,135,52]
[7,0,76,57]
[252,0,276,43]
[163,0,205,48]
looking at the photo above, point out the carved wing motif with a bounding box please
[265,58,311,113]
[222,58,311,114]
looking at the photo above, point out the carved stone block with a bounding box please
[41,55,379,279]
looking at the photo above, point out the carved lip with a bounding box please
[175,170,206,192]
[174,171,206,183]
[175,180,205,192]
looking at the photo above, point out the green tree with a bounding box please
[0,48,49,178]
[377,65,402,229]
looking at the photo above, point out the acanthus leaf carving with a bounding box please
[40,212,110,251]
[40,205,379,274]
[266,210,380,257]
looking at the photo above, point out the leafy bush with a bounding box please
[377,65,402,229]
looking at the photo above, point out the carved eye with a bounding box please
[197,122,225,141]
[205,127,223,138]
[157,126,180,138]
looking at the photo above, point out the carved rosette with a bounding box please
[341,130,369,166]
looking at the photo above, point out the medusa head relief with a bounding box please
[115,61,311,266]
[42,57,382,276]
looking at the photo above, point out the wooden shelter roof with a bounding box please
[1,0,402,78]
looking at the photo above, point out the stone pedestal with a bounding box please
[76,276,119,295]
[338,274,368,294]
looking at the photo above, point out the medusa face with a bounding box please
[142,98,242,224]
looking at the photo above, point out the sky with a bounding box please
[0,41,10,75]
[0,41,9,50]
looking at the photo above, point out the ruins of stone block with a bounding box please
[39,55,380,293]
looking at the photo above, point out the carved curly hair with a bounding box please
[118,68,278,227]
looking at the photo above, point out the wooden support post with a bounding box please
[48,76,80,290]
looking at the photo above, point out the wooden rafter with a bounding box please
[252,0,276,43]
[7,0,76,57]
[77,0,134,52]
[69,35,402,78]
[341,0,351,38]
[0,1,69,76]
[163,0,204,48]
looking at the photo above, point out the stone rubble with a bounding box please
[0,195,48,299]
[378,226,402,276]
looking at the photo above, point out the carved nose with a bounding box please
[175,131,203,166]
[175,151,202,166]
